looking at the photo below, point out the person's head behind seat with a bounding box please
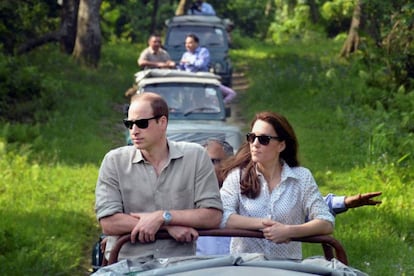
[204,138,234,187]
[205,138,234,158]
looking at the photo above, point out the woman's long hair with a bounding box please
[219,111,299,198]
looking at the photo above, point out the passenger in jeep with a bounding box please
[138,34,176,69]
[177,34,210,72]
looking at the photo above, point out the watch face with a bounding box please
[163,211,172,224]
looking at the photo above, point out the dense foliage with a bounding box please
[0,1,60,55]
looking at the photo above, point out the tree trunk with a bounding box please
[149,0,159,35]
[308,0,320,24]
[175,0,192,16]
[73,0,102,67]
[60,0,80,54]
[287,0,296,17]
[340,0,361,58]
[260,0,273,40]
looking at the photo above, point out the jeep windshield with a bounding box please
[165,26,228,48]
[142,83,226,120]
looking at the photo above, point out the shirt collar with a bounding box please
[193,46,201,54]
[255,160,299,183]
[131,140,184,163]
[148,47,159,55]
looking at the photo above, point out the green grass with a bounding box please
[0,37,413,275]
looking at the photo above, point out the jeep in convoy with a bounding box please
[126,69,242,151]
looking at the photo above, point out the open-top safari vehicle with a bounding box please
[92,228,366,276]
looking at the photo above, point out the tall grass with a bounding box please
[0,37,413,275]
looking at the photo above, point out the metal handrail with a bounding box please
[105,228,348,266]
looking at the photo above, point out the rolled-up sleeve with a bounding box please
[324,194,347,215]
[304,172,335,226]
[95,152,123,220]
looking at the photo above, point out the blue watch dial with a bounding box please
[163,211,172,224]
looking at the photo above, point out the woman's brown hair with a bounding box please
[219,111,299,198]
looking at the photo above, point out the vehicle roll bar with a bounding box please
[104,229,348,266]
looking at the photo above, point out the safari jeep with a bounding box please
[164,15,233,87]
[126,69,242,152]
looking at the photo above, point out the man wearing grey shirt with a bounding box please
[95,92,223,261]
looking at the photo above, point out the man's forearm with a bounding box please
[100,213,138,235]
[168,208,222,229]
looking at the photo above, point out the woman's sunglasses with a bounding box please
[123,115,161,129]
[246,132,282,146]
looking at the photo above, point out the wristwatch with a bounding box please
[162,211,172,225]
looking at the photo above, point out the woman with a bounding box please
[219,111,334,260]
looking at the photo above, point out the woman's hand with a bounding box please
[261,220,291,244]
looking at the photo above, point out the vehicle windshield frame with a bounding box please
[141,82,226,121]
[165,25,228,48]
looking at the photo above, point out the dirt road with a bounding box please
[227,67,249,129]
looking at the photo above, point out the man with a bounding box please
[95,93,223,261]
[138,34,176,69]
[196,138,382,255]
[188,0,216,15]
[177,34,210,72]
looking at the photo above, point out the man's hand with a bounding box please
[344,191,382,209]
[100,236,108,253]
[157,61,176,68]
[166,61,176,68]
[130,211,164,243]
[165,225,199,243]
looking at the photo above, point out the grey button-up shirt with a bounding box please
[95,140,223,260]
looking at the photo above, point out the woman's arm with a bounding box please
[261,219,333,243]
[225,213,269,230]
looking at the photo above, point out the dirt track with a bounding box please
[227,67,249,129]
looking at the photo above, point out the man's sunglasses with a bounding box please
[123,115,161,129]
[246,132,282,146]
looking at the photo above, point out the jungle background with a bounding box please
[0,0,413,275]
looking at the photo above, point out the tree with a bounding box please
[150,0,160,35]
[60,0,80,54]
[308,0,320,24]
[340,0,361,58]
[9,1,62,55]
[72,0,102,67]
[10,0,102,68]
